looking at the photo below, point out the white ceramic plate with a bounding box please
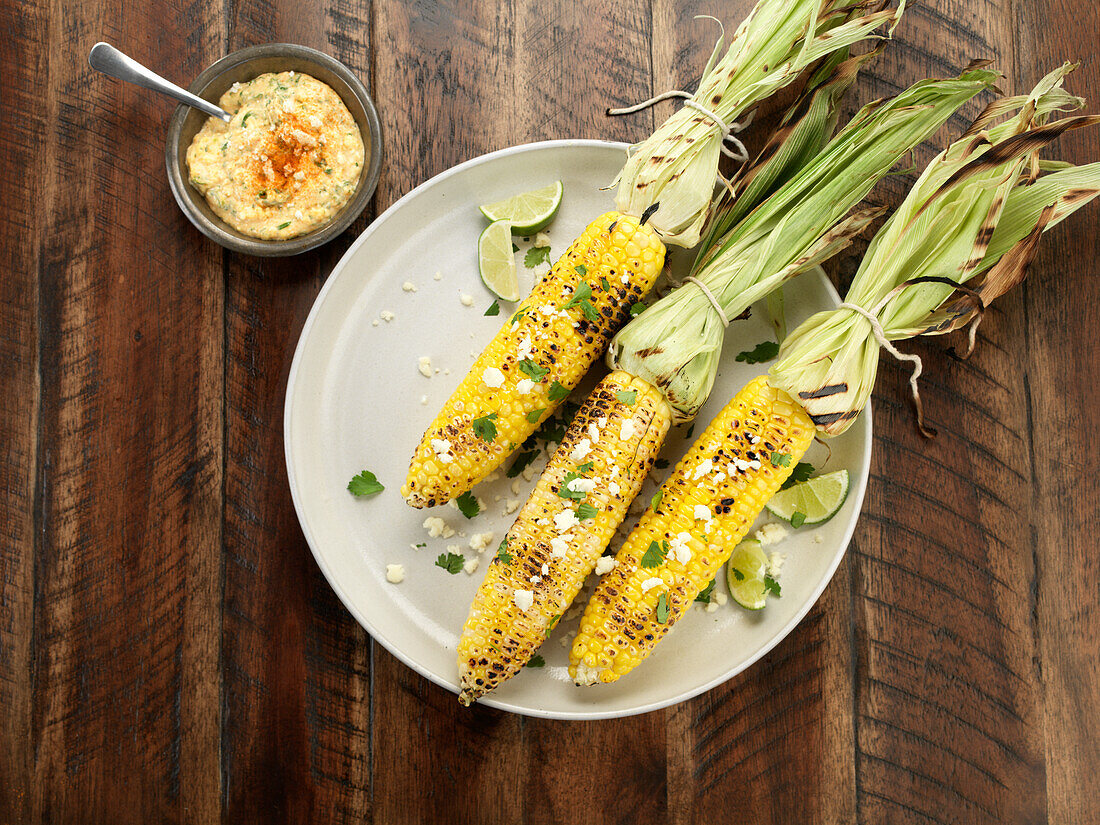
[285,140,871,719]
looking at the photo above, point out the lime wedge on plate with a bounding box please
[478,220,520,301]
[479,181,564,235]
[765,469,850,527]
[726,539,770,610]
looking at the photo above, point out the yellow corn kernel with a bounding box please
[457,371,671,705]
[403,212,665,508]
[569,375,815,686]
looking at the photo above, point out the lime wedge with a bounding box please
[479,181,564,235]
[478,220,520,301]
[765,469,850,527]
[726,539,769,610]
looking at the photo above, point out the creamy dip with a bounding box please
[186,71,365,240]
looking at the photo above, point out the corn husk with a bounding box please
[613,0,904,247]
[609,67,997,421]
[770,64,1100,435]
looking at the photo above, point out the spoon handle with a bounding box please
[89,42,231,122]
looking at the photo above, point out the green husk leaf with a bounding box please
[770,63,1100,435]
[613,0,905,247]
[609,67,995,421]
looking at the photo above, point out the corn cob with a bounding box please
[569,376,814,685]
[403,212,665,508]
[457,371,671,704]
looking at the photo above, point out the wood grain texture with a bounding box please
[1,0,1098,823]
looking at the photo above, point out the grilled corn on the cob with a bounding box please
[569,376,814,685]
[403,212,665,508]
[457,371,671,704]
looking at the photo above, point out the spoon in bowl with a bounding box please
[88,42,231,123]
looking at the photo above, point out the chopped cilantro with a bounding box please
[527,407,547,423]
[576,502,598,520]
[616,389,637,405]
[509,307,527,325]
[455,491,480,519]
[518,359,549,382]
[575,461,594,473]
[695,578,716,603]
[735,340,780,364]
[764,575,782,597]
[414,542,426,548]
[630,302,647,316]
[650,489,663,511]
[640,540,669,568]
[241,112,252,124]
[557,472,587,501]
[770,451,791,468]
[548,380,570,402]
[684,424,695,439]
[790,511,807,529]
[579,300,601,322]
[506,449,540,478]
[484,300,501,316]
[547,613,561,634]
[780,462,815,490]
[435,552,464,574]
[655,592,670,623]
[564,282,592,308]
[495,538,512,565]
[472,413,498,442]
[347,470,384,497]
[525,246,552,268]
[526,654,546,668]
[276,221,291,230]
[600,276,610,291]
[575,265,588,276]
[512,242,520,252]
[731,567,745,581]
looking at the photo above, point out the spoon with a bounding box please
[88,42,231,123]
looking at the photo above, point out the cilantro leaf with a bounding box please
[472,413,498,442]
[735,340,780,364]
[484,300,501,316]
[655,592,670,623]
[695,578,716,603]
[525,246,551,268]
[629,302,647,317]
[276,221,291,230]
[455,491,480,519]
[526,654,546,668]
[731,567,745,581]
[574,265,588,276]
[509,307,527,325]
[495,538,512,565]
[650,489,663,511]
[600,277,610,291]
[579,300,601,322]
[576,502,598,520]
[616,389,637,405]
[575,461,594,473]
[790,511,807,529]
[557,472,587,501]
[518,359,549,382]
[435,552,464,574]
[640,540,668,568]
[526,407,546,423]
[764,574,782,597]
[548,380,570,401]
[547,613,561,633]
[564,282,592,308]
[506,449,540,478]
[770,451,791,468]
[347,470,384,497]
[780,462,815,490]
[414,542,426,548]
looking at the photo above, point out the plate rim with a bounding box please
[284,138,873,720]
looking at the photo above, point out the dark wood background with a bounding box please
[2,0,1098,822]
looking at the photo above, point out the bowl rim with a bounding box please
[165,43,383,257]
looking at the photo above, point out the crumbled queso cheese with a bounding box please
[554,507,580,532]
[693,504,712,522]
[535,231,552,247]
[422,516,455,539]
[594,556,618,575]
[380,310,395,322]
[767,552,786,577]
[588,422,601,444]
[515,335,534,361]
[469,531,495,553]
[668,532,693,565]
[418,356,432,377]
[692,459,713,480]
[569,438,592,463]
[430,438,453,464]
[460,293,474,306]
[505,498,521,515]
[514,589,534,612]
[402,281,417,292]
[566,477,597,495]
[755,522,790,548]
[619,419,636,441]
[385,564,405,583]
[463,557,480,575]
[516,378,535,395]
[640,577,663,592]
[608,481,621,496]
[550,535,571,558]
[482,367,505,388]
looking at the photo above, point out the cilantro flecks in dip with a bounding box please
[185,71,365,240]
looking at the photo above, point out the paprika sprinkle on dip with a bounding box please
[185,70,365,240]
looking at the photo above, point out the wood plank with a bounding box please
[0,0,49,821]
[24,0,225,821]
[217,2,374,822]
[1014,3,1100,821]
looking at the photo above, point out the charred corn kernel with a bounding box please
[403,212,665,508]
[569,375,814,685]
[457,371,671,705]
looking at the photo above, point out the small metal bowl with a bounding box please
[166,43,383,257]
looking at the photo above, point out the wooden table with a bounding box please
[3,1,1098,822]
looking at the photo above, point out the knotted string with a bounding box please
[838,300,935,438]
[684,276,729,327]
[608,91,752,162]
